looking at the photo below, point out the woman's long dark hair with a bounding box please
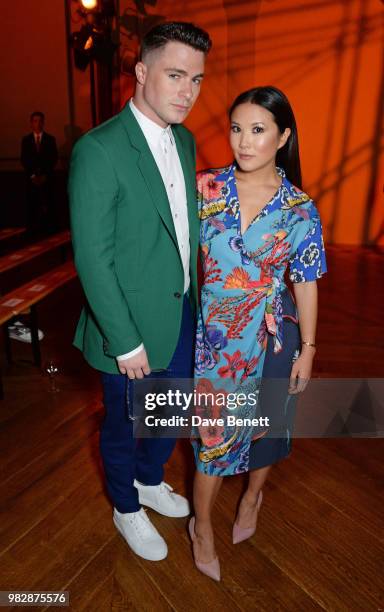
[229,86,302,189]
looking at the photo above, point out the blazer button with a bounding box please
[174,292,182,298]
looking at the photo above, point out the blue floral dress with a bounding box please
[192,164,327,476]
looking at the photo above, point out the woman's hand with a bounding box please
[288,345,316,394]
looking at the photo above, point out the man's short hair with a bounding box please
[30,111,45,121]
[141,21,212,60]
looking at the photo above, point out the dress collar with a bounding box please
[224,163,289,227]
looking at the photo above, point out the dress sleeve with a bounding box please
[289,208,327,283]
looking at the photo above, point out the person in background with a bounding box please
[21,111,58,236]
[9,112,57,344]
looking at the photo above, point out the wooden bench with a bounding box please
[0,227,25,245]
[0,261,77,398]
[0,230,71,275]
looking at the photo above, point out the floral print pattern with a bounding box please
[192,164,327,476]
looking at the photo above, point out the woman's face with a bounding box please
[229,102,291,173]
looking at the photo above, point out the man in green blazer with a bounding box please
[69,22,211,561]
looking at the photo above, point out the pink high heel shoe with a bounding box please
[188,517,221,582]
[232,489,263,544]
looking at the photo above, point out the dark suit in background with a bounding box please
[21,131,58,234]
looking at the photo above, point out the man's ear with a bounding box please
[278,127,291,150]
[135,61,147,85]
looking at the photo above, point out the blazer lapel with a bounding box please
[118,104,177,246]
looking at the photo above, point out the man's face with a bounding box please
[31,116,44,133]
[136,41,205,127]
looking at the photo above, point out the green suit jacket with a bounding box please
[68,103,199,374]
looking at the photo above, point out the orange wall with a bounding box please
[119,0,384,246]
[2,0,383,245]
[0,0,97,169]
[1,0,71,168]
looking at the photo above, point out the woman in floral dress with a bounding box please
[188,86,327,581]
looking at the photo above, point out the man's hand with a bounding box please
[31,175,47,186]
[117,348,151,379]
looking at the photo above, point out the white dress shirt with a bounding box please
[117,99,190,362]
[34,131,43,145]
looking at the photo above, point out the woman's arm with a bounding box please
[289,280,318,393]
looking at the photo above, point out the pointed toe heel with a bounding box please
[188,517,221,582]
[232,489,263,545]
[232,523,256,545]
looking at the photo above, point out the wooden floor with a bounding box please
[0,245,383,612]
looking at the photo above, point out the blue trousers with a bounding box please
[100,295,194,513]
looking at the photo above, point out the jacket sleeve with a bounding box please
[68,133,142,356]
[20,136,33,174]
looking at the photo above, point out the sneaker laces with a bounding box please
[158,481,175,497]
[129,509,156,540]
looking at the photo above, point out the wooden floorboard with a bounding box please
[0,246,383,611]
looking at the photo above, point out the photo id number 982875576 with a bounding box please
[0,592,69,606]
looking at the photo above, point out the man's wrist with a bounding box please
[116,343,144,361]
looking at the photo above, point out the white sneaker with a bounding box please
[8,321,44,343]
[113,507,168,561]
[134,480,190,518]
